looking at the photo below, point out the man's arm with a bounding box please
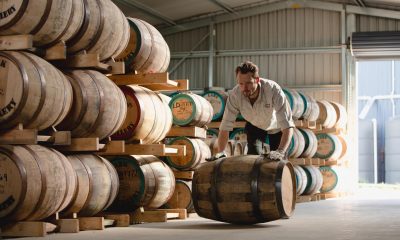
[278,127,293,153]
[217,130,230,153]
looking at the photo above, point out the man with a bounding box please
[209,61,294,161]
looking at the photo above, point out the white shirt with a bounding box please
[220,78,295,133]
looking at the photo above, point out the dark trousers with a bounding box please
[244,121,282,155]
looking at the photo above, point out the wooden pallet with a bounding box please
[0,124,71,145]
[0,221,57,237]
[289,158,324,166]
[295,119,317,129]
[313,124,345,134]
[129,207,187,224]
[108,72,188,91]
[296,194,321,203]
[173,170,194,180]
[166,126,206,139]
[207,121,246,129]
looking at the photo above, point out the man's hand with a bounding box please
[206,151,227,162]
[267,149,286,161]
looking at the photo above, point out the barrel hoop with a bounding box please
[23,146,48,220]
[84,70,105,138]
[0,147,28,222]
[46,0,76,47]
[30,0,52,35]
[210,158,226,222]
[0,52,29,128]
[75,155,94,212]
[274,161,287,218]
[21,52,46,126]
[124,18,143,71]
[250,155,266,222]
[142,156,159,205]
[85,0,104,52]
[166,137,196,170]
[50,149,70,212]
[67,0,90,47]
[51,70,70,126]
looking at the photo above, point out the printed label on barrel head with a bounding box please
[0,56,23,122]
[112,160,142,203]
[168,139,194,167]
[0,153,22,218]
[0,1,23,27]
[203,93,223,119]
[113,90,140,139]
[319,166,338,193]
[315,134,335,159]
[171,98,193,122]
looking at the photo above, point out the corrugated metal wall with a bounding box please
[166,8,343,103]
[356,15,400,32]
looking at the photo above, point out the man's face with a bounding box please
[237,72,258,97]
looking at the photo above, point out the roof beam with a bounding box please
[208,0,236,14]
[346,5,400,20]
[119,0,177,26]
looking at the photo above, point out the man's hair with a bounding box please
[235,61,259,78]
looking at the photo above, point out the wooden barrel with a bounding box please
[207,128,219,138]
[299,92,320,122]
[111,85,171,144]
[169,93,213,127]
[0,51,72,130]
[67,0,130,61]
[204,137,233,157]
[0,145,76,222]
[314,133,343,160]
[0,0,85,47]
[302,165,323,195]
[229,128,247,142]
[107,155,175,211]
[56,70,127,140]
[192,155,296,224]
[293,165,308,196]
[337,134,348,159]
[317,100,337,128]
[283,89,305,120]
[62,154,118,216]
[330,101,348,129]
[201,90,228,121]
[116,17,170,73]
[319,166,338,193]
[288,128,305,159]
[163,180,194,213]
[233,141,245,156]
[166,137,211,170]
[298,128,318,158]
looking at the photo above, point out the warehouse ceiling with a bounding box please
[113,0,400,30]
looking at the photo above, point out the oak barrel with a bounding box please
[0,0,85,47]
[298,128,318,158]
[293,165,308,195]
[67,0,130,61]
[302,165,323,195]
[317,100,337,128]
[117,17,170,73]
[204,137,233,157]
[107,155,175,211]
[0,51,72,130]
[319,166,338,193]
[201,90,228,121]
[192,155,296,224]
[169,93,213,127]
[299,92,320,122]
[166,137,211,171]
[330,101,348,129]
[0,145,75,222]
[62,154,118,216]
[314,133,343,160]
[111,85,172,144]
[163,180,194,213]
[283,89,305,120]
[56,70,127,140]
[288,128,305,159]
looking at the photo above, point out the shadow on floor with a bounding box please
[136,222,281,230]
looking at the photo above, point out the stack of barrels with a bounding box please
[0,0,177,225]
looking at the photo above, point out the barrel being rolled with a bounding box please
[56,70,127,140]
[169,93,213,127]
[111,85,172,144]
[0,145,76,222]
[192,155,296,224]
[116,17,170,73]
[107,155,175,211]
[0,0,84,47]
[0,51,72,130]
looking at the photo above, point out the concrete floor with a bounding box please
[11,186,400,240]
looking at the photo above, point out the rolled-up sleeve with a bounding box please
[220,90,240,132]
[272,85,295,130]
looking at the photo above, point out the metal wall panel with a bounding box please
[164,27,209,52]
[356,15,400,32]
[168,58,209,89]
[216,8,341,50]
